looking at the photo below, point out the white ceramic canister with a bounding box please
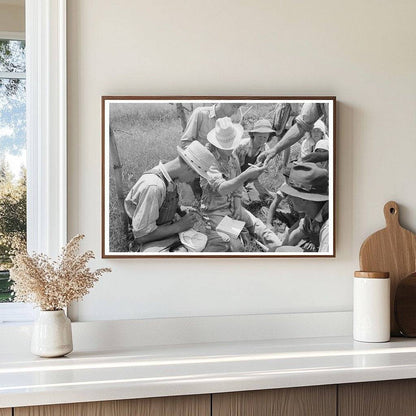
[353,271,390,342]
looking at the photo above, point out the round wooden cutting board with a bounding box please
[359,201,416,336]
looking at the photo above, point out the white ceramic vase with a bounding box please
[31,310,73,357]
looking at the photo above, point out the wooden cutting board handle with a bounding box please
[359,201,416,336]
[384,201,400,229]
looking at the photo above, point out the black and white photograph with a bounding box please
[102,97,335,257]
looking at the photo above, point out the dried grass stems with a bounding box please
[10,234,111,311]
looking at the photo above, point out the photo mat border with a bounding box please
[101,96,336,259]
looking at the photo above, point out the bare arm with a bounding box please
[257,123,306,165]
[286,226,306,247]
[253,179,271,198]
[266,192,284,227]
[217,165,267,196]
[302,150,329,163]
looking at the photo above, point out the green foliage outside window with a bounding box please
[0,161,26,302]
[0,38,27,302]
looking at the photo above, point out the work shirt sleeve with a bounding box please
[205,163,226,192]
[181,108,201,149]
[231,155,243,198]
[318,220,330,252]
[125,184,164,239]
[234,140,249,167]
[295,103,323,132]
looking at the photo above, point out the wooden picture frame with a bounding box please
[102,96,336,258]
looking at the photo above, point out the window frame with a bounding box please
[0,31,24,41]
[0,0,67,323]
[0,31,28,320]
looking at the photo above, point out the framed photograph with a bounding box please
[102,96,336,258]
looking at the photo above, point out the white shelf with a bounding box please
[2,335,416,408]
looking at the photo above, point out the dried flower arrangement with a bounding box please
[10,234,111,311]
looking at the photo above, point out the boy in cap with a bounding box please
[124,141,216,251]
[279,162,330,252]
[234,119,276,205]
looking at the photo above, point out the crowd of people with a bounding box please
[124,102,330,254]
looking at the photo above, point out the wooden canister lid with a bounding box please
[354,271,390,279]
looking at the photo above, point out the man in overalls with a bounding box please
[124,141,215,252]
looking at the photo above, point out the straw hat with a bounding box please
[280,163,329,202]
[207,117,244,150]
[176,141,215,181]
[249,119,276,134]
[179,229,208,252]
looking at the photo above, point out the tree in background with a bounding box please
[0,39,27,301]
[0,39,26,156]
[0,159,26,302]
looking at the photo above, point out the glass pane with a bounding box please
[0,75,26,302]
[0,39,26,73]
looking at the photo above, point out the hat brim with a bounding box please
[314,139,329,152]
[249,127,276,134]
[280,183,329,202]
[179,230,208,252]
[177,146,211,181]
[207,124,244,150]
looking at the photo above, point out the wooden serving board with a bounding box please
[359,201,416,336]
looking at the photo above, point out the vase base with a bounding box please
[31,344,73,358]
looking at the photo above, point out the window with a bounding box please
[0,34,26,307]
[0,0,67,323]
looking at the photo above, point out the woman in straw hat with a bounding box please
[200,117,282,252]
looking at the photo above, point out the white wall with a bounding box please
[67,0,416,322]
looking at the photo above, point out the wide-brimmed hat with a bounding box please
[177,141,215,180]
[249,119,276,134]
[179,229,208,252]
[280,162,329,202]
[207,117,244,150]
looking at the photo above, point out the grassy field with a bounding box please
[108,103,298,252]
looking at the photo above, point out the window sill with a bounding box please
[0,303,35,324]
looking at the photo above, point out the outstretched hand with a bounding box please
[256,149,275,167]
[242,163,268,181]
[176,212,198,232]
[256,150,268,165]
